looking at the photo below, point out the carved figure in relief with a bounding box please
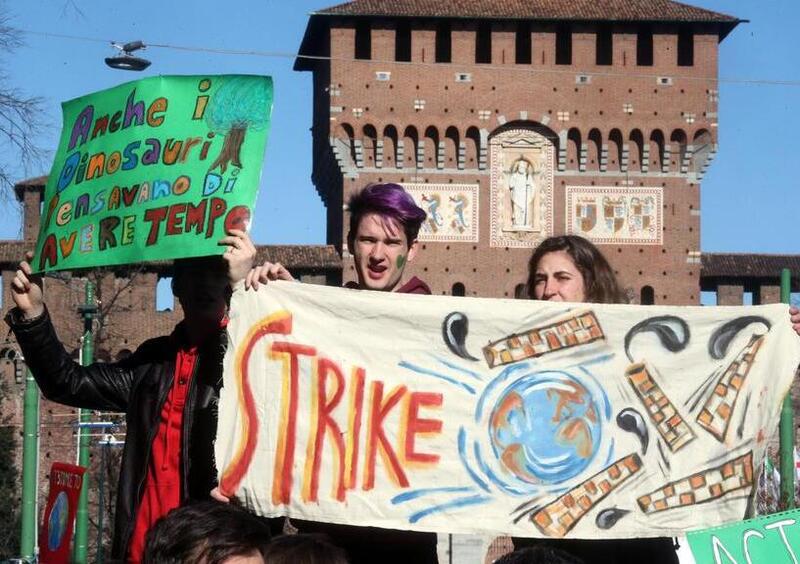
[449,194,469,233]
[421,193,443,234]
[508,157,537,229]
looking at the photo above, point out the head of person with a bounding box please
[172,256,231,324]
[262,534,349,564]
[346,183,426,292]
[525,235,626,304]
[493,546,584,564]
[143,501,271,564]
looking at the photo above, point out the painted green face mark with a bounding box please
[396,254,406,270]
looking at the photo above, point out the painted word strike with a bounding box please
[270,340,444,505]
[218,313,444,506]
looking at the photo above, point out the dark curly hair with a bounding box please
[143,501,271,564]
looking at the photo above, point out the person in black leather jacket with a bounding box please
[6,229,256,563]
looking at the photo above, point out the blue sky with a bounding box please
[0,0,797,254]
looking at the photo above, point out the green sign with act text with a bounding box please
[35,74,272,272]
[687,507,800,563]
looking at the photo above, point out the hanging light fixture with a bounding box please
[105,40,151,71]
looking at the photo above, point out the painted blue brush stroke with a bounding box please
[604,438,616,466]
[434,357,485,381]
[579,365,613,419]
[458,427,491,492]
[408,494,492,523]
[391,486,475,505]
[398,361,476,394]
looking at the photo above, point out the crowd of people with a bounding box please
[7,182,800,563]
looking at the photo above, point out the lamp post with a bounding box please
[73,281,97,563]
[18,360,39,561]
[779,268,795,509]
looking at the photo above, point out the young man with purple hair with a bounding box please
[236,183,438,563]
[247,182,430,295]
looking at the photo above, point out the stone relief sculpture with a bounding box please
[490,126,554,248]
[507,157,538,230]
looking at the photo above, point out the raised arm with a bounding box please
[7,253,135,411]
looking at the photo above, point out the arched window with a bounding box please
[607,129,623,171]
[363,124,378,166]
[691,129,713,173]
[402,126,419,168]
[641,285,655,305]
[424,126,439,168]
[567,128,581,169]
[670,129,688,172]
[444,126,459,167]
[452,282,466,297]
[383,125,398,167]
[649,129,665,170]
[629,129,644,171]
[587,129,602,171]
[336,123,357,165]
[465,127,480,167]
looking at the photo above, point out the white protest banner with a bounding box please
[215,282,800,539]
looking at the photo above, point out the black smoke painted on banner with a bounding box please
[708,316,771,360]
[443,312,479,361]
[596,507,630,530]
[624,316,690,362]
[616,408,649,455]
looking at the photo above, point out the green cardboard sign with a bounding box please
[34,74,273,272]
[687,507,800,563]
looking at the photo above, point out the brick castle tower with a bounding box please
[296,0,741,304]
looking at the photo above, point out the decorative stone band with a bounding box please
[531,453,642,538]
[637,451,754,515]
[697,335,765,442]
[625,362,696,453]
[483,310,605,368]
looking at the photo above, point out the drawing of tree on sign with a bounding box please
[205,77,272,173]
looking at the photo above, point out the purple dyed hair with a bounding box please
[347,183,427,243]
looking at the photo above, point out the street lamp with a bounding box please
[105,40,151,71]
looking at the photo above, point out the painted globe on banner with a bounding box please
[48,491,69,550]
[489,370,602,485]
